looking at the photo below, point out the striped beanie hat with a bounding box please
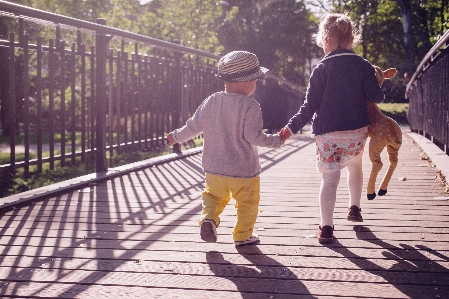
[215,51,268,82]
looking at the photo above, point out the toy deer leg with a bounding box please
[378,142,401,195]
[367,137,384,200]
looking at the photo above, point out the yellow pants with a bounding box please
[199,173,260,241]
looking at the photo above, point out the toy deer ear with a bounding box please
[383,68,397,79]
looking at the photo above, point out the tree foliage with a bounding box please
[219,0,321,86]
[333,0,449,102]
[2,0,449,99]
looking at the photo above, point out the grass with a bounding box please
[377,103,409,125]
[0,137,203,198]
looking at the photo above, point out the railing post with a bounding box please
[8,32,15,175]
[95,18,108,172]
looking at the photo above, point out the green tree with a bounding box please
[132,0,224,54]
[219,0,321,87]
[335,0,449,102]
[9,0,111,21]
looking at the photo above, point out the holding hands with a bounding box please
[167,133,176,145]
[278,127,292,145]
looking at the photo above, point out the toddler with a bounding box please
[167,51,282,246]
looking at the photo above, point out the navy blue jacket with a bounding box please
[286,49,384,136]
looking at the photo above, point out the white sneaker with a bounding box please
[200,219,217,242]
[234,234,259,246]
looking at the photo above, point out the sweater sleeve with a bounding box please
[171,100,205,143]
[243,101,282,148]
[286,67,324,133]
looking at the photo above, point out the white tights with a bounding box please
[319,154,363,227]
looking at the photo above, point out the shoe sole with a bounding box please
[318,236,334,243]
[200,222,217,242]
[234,236,260,246]
[347,216,363,222]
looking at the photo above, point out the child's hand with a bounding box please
[166,133,176,145]
[278,127,292,144]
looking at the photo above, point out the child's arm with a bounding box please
[168,99,207,145]
[243,102,282,148]
[284,68,323,135]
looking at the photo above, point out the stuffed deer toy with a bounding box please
[366,66,402,200]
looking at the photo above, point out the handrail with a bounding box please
[406,29,449,94]
[0,0,220,60]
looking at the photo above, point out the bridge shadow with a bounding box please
[326,226,448,299]
[0,157,205,297]
[0,135,313,297]
[206,245,317,298]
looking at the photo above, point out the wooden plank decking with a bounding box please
[0,132,448,298]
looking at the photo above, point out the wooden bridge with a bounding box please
[1,129,448,298]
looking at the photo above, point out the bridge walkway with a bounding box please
[0,130,448,298]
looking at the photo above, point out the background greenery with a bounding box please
[2,0,448,101]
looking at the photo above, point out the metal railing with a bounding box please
[406,29,449,154]
[0,1,304,179]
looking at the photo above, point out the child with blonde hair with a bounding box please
[168,51,282,246]
[280,13,385,243]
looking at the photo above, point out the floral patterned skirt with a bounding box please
[315,126,368,173]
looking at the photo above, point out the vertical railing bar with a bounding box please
[8,32,16,175]
[184,56,190,124]
[163,52,169,147]
[154,55,160,148]
[36,36,43,173]
[23,34,30,176]
[60,41,66,167]
[123,51,128,152]
[157,53,163,147]
[137,46,142,150]
[149,55,155,149]
[18,18,23,46]
[130,50,136,150]
[183,58,189,126]
[70,42,76,164]
[76,30,82,53]
[108,48,114,159]
[79,44,86,164]
[180,58,185,126]
[48,39,55,170]
[116,49,122,155]
[197,62,202,107]
[90,45,95,164]
[207,59,212,96]
[143,54,149,149]
[193,57,199,120]
[172,50,182,153]
[55,25,61,51]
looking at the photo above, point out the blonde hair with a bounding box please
[316,13,360,49]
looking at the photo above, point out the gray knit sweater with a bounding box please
[171,91,282,178]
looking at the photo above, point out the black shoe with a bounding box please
[347,205,363,222]
[317,225,334,243]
